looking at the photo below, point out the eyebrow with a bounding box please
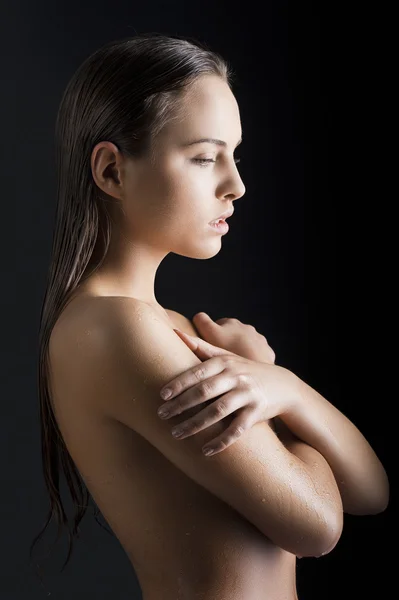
[181,137,242,148]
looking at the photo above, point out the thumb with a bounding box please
[173,328,235,361]
[192,312,218,330]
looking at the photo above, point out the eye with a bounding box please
[192,157,241,168]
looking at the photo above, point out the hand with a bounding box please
[158,329,298,456]
[192,312,276,365]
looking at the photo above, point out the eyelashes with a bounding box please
[192,157,241,168]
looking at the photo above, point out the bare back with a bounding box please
[49,293,298,600]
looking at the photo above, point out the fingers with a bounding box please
[160,356,226,402]
[202,409,253,456]
[159,371,235,419]
[168,390,244,442]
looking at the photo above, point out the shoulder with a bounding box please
[50,297,202,388]
[49,296,188,404]
[50,296,159,364]
[50,297,206,423]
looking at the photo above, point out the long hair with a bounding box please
[30,32,234,581]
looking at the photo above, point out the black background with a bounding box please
[4,1,394,598]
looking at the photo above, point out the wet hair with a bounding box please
[29,32,234,585]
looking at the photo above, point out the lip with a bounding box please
[209,208,234,223]
[209,220,229,234]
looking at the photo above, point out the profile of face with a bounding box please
[91,75,246,264]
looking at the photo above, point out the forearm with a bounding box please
[279,373,389,515]
[254,420,343,557]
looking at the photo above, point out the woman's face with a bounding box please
[112,75,246,260]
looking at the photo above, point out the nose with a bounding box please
[232,161,246,199]
[219,160,246,202]
[227,177,246,202]
[236,179,246,199]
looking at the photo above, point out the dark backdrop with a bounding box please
[5,1,394,599]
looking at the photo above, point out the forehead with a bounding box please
[165,76,242,145]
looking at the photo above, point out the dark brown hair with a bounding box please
[29,32,234,583]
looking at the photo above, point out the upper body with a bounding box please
[37,36,389,600]
[43,67,343,600]
[48,283,341,599]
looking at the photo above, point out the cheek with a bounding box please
[161,177,208,222]
[137,158,212,228]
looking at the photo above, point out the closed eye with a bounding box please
[192,157,241,168]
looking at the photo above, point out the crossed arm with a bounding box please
[274,377,389,515]
[187,312,389,515]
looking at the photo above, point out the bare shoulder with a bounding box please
[50,296,192,361]
[50,295,147,354]
[49,296,181,406]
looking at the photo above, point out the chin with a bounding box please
[174,239,222,260]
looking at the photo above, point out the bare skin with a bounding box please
[49,75,301,598]
[51,283,299,600]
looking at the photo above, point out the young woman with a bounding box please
[31,33,389,599]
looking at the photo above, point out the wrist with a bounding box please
[277,366,303,415]
[258,363,302,416]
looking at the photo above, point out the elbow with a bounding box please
[296,505,344,559]
[344,475,390,516]
[369,491,389,514]
[363,472,390,514]
[315,503,344,557]
[346,495,389,516]
[298,525,343,559]
[315,519,343,557]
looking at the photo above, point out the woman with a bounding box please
[31,33,389,599]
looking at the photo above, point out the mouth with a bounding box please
[209,209,234,224]
[208,219,229,234]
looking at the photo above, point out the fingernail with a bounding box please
[172,428,183,438]
[203,447,214,456]
[174,328,190,337]
[160,388,172,400]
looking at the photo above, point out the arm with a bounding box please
[83,300,343,557]
[276,374,389,515]
[184,310,389,515]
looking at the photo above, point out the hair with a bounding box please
[29,32,235,584]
